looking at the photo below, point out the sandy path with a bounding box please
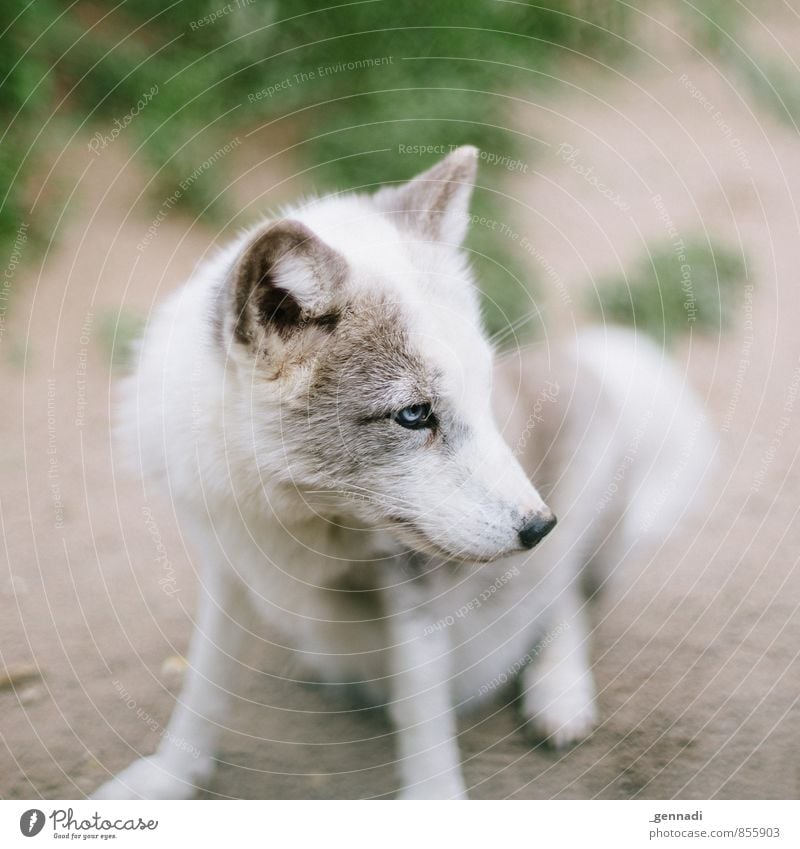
[2,11,799,799]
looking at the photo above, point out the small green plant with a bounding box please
[589,239,748,344]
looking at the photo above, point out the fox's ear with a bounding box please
[375,145,478,246]
[230,219,347,346]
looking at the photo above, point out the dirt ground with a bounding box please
[2,11,800,799]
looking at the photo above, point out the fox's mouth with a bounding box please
[385,517,514,564]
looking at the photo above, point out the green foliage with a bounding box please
[687,3,800,131]
[735,55,800,129]
[588,239,749,344]
[686,0,742,55]
[1,0,640,338]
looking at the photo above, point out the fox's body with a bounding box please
[95,148,712,799]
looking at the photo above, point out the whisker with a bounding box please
[488,304,547,347]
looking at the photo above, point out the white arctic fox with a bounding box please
[95,147,712,799]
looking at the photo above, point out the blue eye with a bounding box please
[393,403,434,430]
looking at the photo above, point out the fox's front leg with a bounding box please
[518,585,597,749]
[93,564,252,799]
[383,584,467,800]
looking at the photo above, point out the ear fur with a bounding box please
[374,145,478,245]
[231,219,347,346]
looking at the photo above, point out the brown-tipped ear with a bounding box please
[231,219,347,346]
[374,145,478,245]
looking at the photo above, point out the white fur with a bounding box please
[95,150,714,800]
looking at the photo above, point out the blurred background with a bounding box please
[2,0,800,798]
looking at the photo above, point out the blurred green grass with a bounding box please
[588,240,748,345]
[1,0,750,343]
[0,0,636,339]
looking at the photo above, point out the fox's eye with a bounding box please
[393,403,434,430]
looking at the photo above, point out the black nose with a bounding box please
[518,511,557,549]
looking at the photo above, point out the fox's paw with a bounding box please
[520,668,597,749]
[92,754,213,800]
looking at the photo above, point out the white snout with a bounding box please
[470,424,547,516]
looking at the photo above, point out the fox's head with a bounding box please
[219,147,555,561]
